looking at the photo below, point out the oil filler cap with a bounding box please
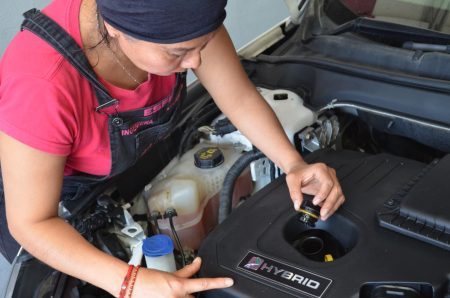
[194,147,224,169]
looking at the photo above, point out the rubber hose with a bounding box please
[218,150,265,224]
[178,105,220,156]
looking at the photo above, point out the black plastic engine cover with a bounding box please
[198,150,450,298]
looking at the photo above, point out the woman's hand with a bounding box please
[285,161,345,220]
[131,257,233,298]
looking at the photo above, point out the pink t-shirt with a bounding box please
[0,0,176,176]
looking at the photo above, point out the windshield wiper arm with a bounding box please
[326,17,450,45]
[403,41,450,53]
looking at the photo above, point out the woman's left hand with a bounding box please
[285,161,345,220]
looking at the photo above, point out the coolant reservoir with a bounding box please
[145,143,253,250]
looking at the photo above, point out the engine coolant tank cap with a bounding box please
[142,235,174,257]
[194,147,224,169]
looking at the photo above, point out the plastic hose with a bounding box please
[169,216,186,267]
[165,208,186,267]
[218,150,265,224]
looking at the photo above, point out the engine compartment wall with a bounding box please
[243,58,450,127]
[242,55,450,153]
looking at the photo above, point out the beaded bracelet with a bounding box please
[126,265,141,298]
[119,265,135,298]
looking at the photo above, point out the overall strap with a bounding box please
[21,9,118,111]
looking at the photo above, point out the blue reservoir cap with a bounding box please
[142,235,174,257]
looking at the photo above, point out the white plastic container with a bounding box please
[142,235,177,272]
[248,88,317,192]
[144,143,253,250]
[258,87,316,143]
[207,89,316,151]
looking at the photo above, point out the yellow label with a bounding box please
[199,148,218,160]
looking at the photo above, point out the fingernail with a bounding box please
[194,257,201,263]
[225,278,234,286]
[294,201,300,211]
[321,209,329,219]
[313,198,320,205]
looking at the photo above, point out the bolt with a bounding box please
[386,199,395,206]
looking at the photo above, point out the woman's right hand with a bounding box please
[132,257,233,298]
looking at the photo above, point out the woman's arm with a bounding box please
[195,26,345,219]
[0,132,129,294]
[0,132,232,297]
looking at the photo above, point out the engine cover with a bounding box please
[198,150,450,298]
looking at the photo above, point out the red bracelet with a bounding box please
[119,265,135,298]
[126,265,141,298]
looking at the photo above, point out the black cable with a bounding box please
[212,118,237,136]
[154,220,160,235]
[165,208,186,267]
[269,160,276,182]
[178,104,220,156]
[149,211,162,235]
[169,217,186,267]
[178,104,215,155]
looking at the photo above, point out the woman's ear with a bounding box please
[103,21,120,39]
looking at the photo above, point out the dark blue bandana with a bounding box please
[97,0,227,44]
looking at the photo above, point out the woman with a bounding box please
[0,0,345,296]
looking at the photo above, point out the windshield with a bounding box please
[339,0,450,33]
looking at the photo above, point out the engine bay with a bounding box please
[10,82,450,298]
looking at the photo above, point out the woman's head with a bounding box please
[96,0,227,75]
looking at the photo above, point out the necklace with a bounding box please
[96,11,144,86]
[107,46,144,85]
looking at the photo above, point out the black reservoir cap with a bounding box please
[194,147,224,169]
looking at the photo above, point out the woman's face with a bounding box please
[105,23,216,76]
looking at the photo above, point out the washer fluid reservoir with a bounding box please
[258,87,316,144]
[145,143,253,250]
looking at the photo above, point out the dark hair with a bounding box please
[82,10,109,68]
[95,11,110,47]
